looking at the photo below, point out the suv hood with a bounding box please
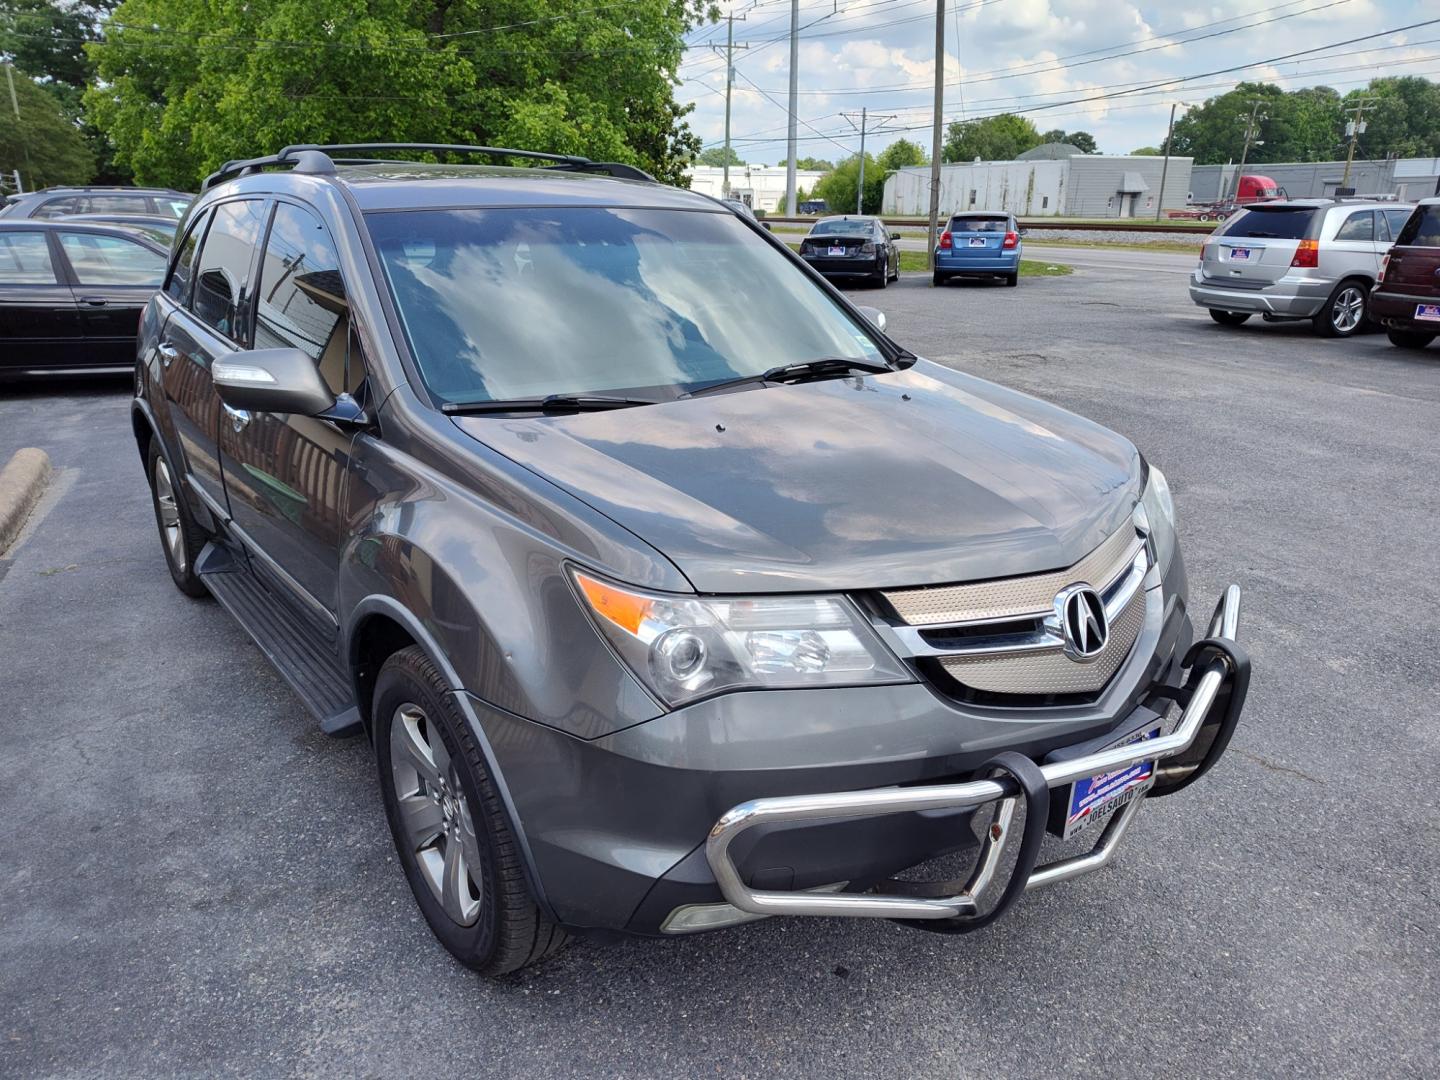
[453,361,1140,593]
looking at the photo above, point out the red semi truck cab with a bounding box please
[1236,175,1284,204]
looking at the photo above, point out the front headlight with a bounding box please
[1136,463,1177,573]
[571,571,912,707]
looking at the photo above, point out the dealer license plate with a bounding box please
[1228,247,1253,261]
[828,245,846,256]
[1415,303,1440,322]
[969,237,987,247]
[1062,726,1160,839]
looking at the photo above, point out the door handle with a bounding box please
[79,296,109,307]
[223,403,252,432]
[156,341,179,367]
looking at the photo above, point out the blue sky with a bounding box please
[676,0,1434,164]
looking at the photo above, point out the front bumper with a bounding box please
[700,585,1247,930]
[1189,269,1330,317]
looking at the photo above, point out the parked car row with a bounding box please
[0,187,192,377]
[1189,197,1440,350]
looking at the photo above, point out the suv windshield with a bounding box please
[368,207,885,404]
[1219,206,1316,240]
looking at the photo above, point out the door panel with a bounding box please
[158,198,268,515]
[56,230,167,367]
[0,231,85,371]
[218,201,360,616]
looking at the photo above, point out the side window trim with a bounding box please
[184,196,269,347]
[43,229,77,286]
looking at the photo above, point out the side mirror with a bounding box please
[213,348,336,416]
[856,305,887,333]
[1018,227,1029,236]
[762,221,773,231]
[890,231,902,241]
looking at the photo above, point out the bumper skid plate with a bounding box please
[703,585,1248,930]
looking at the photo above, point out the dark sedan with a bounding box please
[798,215,900,288]
[0,219,168,378]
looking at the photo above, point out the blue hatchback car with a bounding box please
[933,212,1022,287]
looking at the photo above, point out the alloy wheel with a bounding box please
[152,456,186,572]
[1332,286,1365,333]
[389,703,483,926]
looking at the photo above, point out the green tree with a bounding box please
[1130,146,1162,156]
[1,0,119,180]
[811,152,884,214]
[698,145,742,166]
[1349,77,1440,158]
[1168,82,1341,165]
[943,113,1040,163]
[85,0,716,189]
[876,138,926,170]
[1040,128,1098,153]
[795,156,832,171]
[0,71,93,188]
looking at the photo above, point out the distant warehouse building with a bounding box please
[684,164,827,213]
[1190,158,1440,202]
[883,147,1193,218]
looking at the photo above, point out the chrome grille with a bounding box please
[882,526,1142,627]
[937,585,1147,695]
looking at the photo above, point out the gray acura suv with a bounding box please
[132,144,1249,975]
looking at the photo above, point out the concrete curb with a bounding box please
[0,448,52,555]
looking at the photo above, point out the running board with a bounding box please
[197,542,363,738]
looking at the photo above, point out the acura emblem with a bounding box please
[1055,584,1109,662]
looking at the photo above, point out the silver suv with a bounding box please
[1190,199,1413,337]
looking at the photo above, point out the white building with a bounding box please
[883,153,1194,218]
[685,164,828,213]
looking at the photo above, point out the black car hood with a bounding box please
[453,360,1141,593]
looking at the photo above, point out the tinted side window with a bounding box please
[86,195,153,214]
[156,198,191,220]
[1333,210,1374,242]
[254,203,358,394]
[165,208,209,302]
[190,199,266,344]
[0,233,57,284]
[58,232,166,286]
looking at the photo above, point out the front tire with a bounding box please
[146,440,207,598]
[375,646,567,976]
[1386,328,1436,350]
[1314,278,1368,338]
[1209,309,1251,327]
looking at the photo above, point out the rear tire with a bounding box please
[932,271,948,287]
[375,646,567,976]
[1313,278,1368,338]
[873,258,888,288]
[1209,309,1251,326]
[1005,272,1019,288]
[146,440,208,598]
[1386,328,1436,350]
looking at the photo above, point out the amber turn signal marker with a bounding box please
[574,572,653,635]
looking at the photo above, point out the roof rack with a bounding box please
[200,143,655,191]
[24,185,190,195]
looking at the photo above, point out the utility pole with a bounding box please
[926,0,945,270]
[1340,98,1376,190]
[4,63,31,192]
[842,108,897,215]
[708,13,749,197]
[1156,102,1179,222]
[784,0,799,216]
[1229,101,1264,204]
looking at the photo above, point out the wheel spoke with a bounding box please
[397,793,445,851]
[389,705,442,790]
[441,834,470,923]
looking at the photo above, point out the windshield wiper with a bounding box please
[681,356,893,399]
[442,393,658,415]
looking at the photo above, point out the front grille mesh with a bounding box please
[937,585,1146,695]
[882,527,1141,627]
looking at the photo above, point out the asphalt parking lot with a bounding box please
[2,263,1437,1078]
